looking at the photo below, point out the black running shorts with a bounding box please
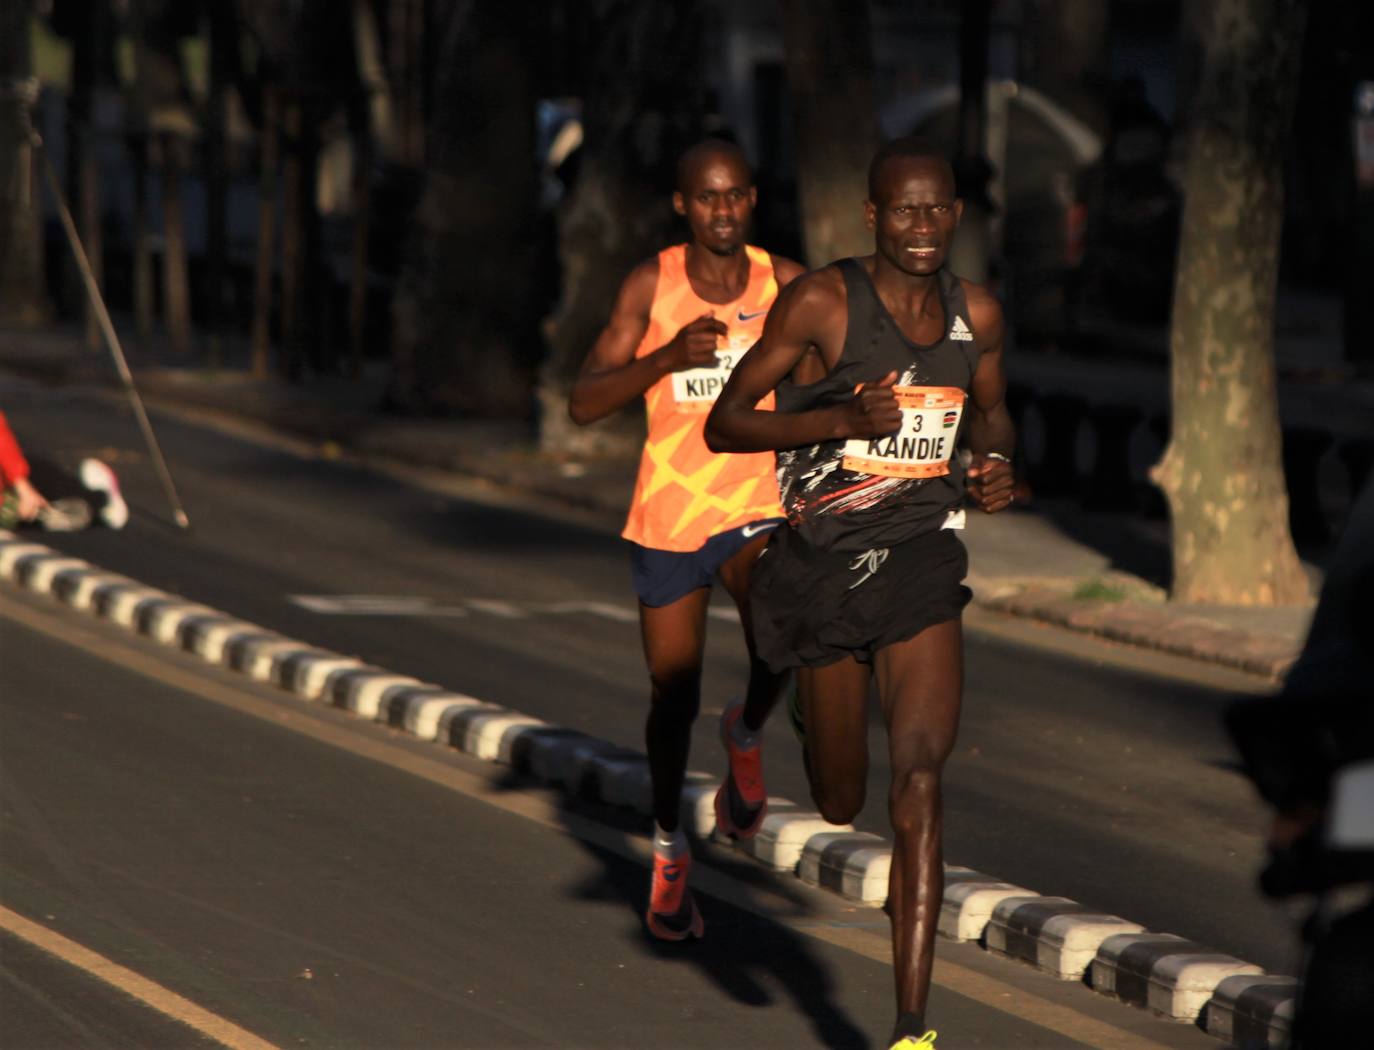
[749,525,972,671]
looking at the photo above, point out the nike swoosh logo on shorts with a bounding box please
[741,523,776,538]
[737,309,768,322]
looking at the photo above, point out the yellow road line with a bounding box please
[1,591,1179,1050]
[0,905,279,1050]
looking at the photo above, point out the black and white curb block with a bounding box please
[0,531,1291,1048]
[986,895,1146,980]
[799,830,891,902]
[939,867,1037,942]
[1204,974,1297,1050]
[1092,932,1264,1021]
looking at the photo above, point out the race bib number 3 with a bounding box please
[842,386,966,478]
[669,335,752,412]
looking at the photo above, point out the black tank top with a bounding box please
[774,260,982,551]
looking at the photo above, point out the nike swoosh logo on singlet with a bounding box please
[741,523,777,538]
[737,309,768,322]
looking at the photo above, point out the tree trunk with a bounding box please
[348,127,371,378]
[780,0,879,268]
[386,0,426,168]
[537,0,706,454]
[250,84,279,379]
[132,134,155,341]
[388,0,541,417]
[279,98,306,379]
[67,4,108,351]
[160,133,192,355]
[1150,0,1310,606]
[205,0,235,366]
[0,0,47,326]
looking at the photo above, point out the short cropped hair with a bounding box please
[867,137,954,200]
[676,138,752,193]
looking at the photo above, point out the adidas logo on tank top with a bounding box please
[949,315,974,341]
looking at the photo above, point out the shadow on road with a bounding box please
[488,768,873,1048]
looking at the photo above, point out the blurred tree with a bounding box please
[1023,0,1109,139]
[1151,0,1310,605]
[950,0,993,285]
[387,0,542,416]
[240,0,357,380]
[237,0,292,378]
[537,0,708,452]
[0,0,48,326]
[125,0,198,356]
[780,0,878,268]
[59,0,117,350]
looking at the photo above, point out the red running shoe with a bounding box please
[714,700,768,840]
[645,848,703,941]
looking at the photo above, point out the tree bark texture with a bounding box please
[0,0,47,325]
[1151,0,1309,606]
[387,0,541,417]
[781,0,880,268]
[537,0,707,455]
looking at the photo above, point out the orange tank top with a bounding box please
[621,243,784,552]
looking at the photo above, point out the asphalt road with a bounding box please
[1,587,1223,1049]
[0,378,1300,985]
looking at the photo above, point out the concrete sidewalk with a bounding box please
[1,322,1332,680]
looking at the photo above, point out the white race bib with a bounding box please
[842,386,966,479]
[669,333,753,411]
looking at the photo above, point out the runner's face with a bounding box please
[674,154,756,256]
[866,158,962,277]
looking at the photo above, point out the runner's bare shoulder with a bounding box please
[958,278,1006,351]
[617,255,662,317]
[770,254,808,289]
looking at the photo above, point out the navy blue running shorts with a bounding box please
[631,518,785,608]
[749,525,972,671]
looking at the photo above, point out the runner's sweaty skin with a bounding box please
[704,139,1016,1036]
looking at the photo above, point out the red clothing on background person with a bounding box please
[0,412,32,488]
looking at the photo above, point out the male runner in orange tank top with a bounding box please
[569,139,804,941]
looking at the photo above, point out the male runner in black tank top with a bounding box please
[705,137,1015,1049]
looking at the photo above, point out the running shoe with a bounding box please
[714,700,767,840]
[80,458,128,529]
[889,1031,937,1049]
[37,497,92,532]
[645,849,704,941]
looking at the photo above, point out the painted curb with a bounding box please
[1204,974,1297,1049]
[0,532,1289,1048]
[986,895,1146,980]
[1092,932,1264,1022]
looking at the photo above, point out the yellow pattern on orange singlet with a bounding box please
[622,243,784,552]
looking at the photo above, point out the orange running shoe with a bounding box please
[714,700,768,840]
[645,848,704,941]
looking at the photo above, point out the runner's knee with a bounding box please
[888,766,941,835]
[648,668,701,725]
[810,776,864,825]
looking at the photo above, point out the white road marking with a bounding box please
[463,599,527,619]
[287,595,467,616]
[0,904,280,1050]
[288,595,747,626]
[538,600,638,622]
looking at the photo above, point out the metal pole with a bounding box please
[30,130,191,529]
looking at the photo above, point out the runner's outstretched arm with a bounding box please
[704,270,902,453]
[568,260,727,425]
